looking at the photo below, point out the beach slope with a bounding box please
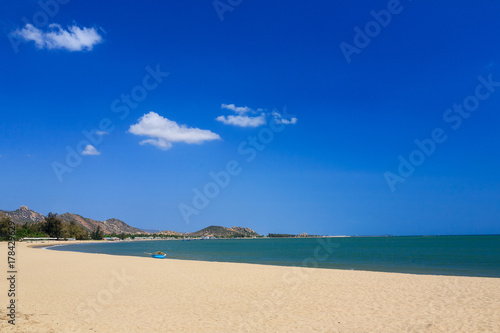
[1,242,500,332]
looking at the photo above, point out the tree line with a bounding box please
[267,233,298,238]
[0,213,104,241]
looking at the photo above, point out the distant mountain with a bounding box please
[156,230,184,236]
[0,206,260,237]
[0,206,145,235]
[187,225,260,238]
[228,226,260,237]
[0,205,45,224]
[141,228,161,233]
[59,213,144,234]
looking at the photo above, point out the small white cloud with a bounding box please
[139,139,173,150]
[217,104,266,128]
[82,145,101,156]
[129,112,221,150]
[96,130,109,136]
[277,118,298,124]
[221,104,252,115]
[216,114,266,128]
[12,23,103,51]
[271,110,298,125]
[217,104,298,128]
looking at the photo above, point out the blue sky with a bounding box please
[1,0,500,235]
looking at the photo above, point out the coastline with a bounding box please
[26,240,105,249]
[40,236,500,278]
[1,242,500,332]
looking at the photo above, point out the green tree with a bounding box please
[91,226,104,240]
[63,221,89,240]
[0,217,13,241]
[43,212,63,239]
[15,222,47,240]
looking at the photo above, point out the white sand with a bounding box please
[1,241,499,332]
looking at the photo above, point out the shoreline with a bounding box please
[24,240,500,279]
[26,240,104,249]
[1,242,500,332]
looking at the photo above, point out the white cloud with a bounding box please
[12,23,103,51]
[221,104,252,115]
[82,145,101,156]
[277,118,298,124]
[217,104,298,128]
[216,114,266,128]
[96,130,109,135]
[217,104,266,128]
[139,139,173,150]
[272,111,298,125]
[129,111,221,150]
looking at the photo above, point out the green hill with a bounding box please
[187,225,260,238]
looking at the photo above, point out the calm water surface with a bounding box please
[49,235,500,277]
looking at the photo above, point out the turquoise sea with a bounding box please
[49,235,500,277]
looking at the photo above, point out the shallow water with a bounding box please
[50,235,500,277]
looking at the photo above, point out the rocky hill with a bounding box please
[59,213,144,234]
[187,225,260,238]
[0,205,45,224]
[1,206,260,237]
[228,226,260,237]
[0,206,144,235]
[0,206,44,224]
[156,230,184,236]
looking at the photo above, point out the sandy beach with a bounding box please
[1,242,499,333]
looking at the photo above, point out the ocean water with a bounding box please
[49,235,500,277]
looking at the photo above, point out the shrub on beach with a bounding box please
[0,217,12,241]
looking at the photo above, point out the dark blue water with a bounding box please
[49,235,500,277]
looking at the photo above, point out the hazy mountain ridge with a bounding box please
[1,206,260,237]
[156,230,184,236]
[1,206,144,235]
[59,213,144,234]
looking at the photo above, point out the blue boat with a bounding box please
[152,251,166,259]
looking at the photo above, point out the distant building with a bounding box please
[21,237,59,241]
[202,235,216,240]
